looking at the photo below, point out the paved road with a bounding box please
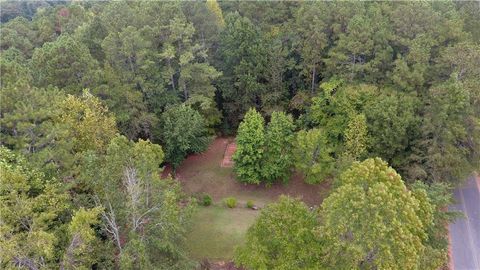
[449,175,480,270]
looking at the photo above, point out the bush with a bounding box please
[202,194,212,206]
[246,200,254,209]
[224,197,237,208]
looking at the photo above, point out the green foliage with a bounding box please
[307,83,425,182]
[363,90,420,169]
[422,76,478,183]
[262,111,295,183]
[31,35,99,91]
[411,182,458,270]
[293,129,334,184]
[218,12,268,127]
[82,135,195,269]
[224,197,237,208]
[0,147,69,269]
[234,109,296,184]
[0,17,36,57]
[202,194,213,206]
[235,196,322,269]
[59,91,118,154]
[343,113,368,160]
[262,34,291,115]
[325,4,393,83]
[320,158,434,270]
[233,108,265,184]
[246,200,254,209]
[160,104,210,169]
[205,0,225,28]
[294,2,328,92]
[0,87,117,180]
[0,48,33,88]
[307,81,369,152]
[1,2,477,267]
[62,207,104,270]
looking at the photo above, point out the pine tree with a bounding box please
[218,13,268,128]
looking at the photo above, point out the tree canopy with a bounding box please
[0,1,476,268]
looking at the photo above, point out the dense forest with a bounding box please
[0,1,479,269]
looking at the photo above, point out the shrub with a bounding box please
[246,200,254,209]
[202,194,212,206]
[224,197,237,208]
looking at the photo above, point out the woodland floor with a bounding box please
[162,137,331,262]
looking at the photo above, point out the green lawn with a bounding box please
[186,205,260,260]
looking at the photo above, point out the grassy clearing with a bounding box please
[186,205,260,260]
[171,137,331,260]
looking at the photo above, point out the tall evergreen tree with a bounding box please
[233,108,265,184]
[262,111,295,183]
[31,35,100,91]
[294,2,328,93]
[217,13,268,128]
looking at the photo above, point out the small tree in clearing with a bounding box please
[233,108,265,184]
[262,111,295,184]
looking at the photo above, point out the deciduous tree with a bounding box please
[343,113,368,160]
[82,136,194,269]
[293,128,334,184]
[235,196,322,270]
[160,104,210,169]
[320,158,434,269]
[0,147,69,269]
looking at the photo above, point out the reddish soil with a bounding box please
[162,137,331,206]
[221,142,236,167]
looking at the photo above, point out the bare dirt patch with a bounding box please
[164,137,330,206]
[221,142,236,167]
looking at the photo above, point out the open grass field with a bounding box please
[186,205,260,260]
[163,137,331,260]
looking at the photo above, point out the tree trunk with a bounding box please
[311,66,316,93]
[168,59,176,92]
[182,81,188,101]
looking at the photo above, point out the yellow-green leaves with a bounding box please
[63,207,103,269]
[293,128,334,184]
[0,147,69,269]
[58,90,117,154]
[320,158,433,270]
